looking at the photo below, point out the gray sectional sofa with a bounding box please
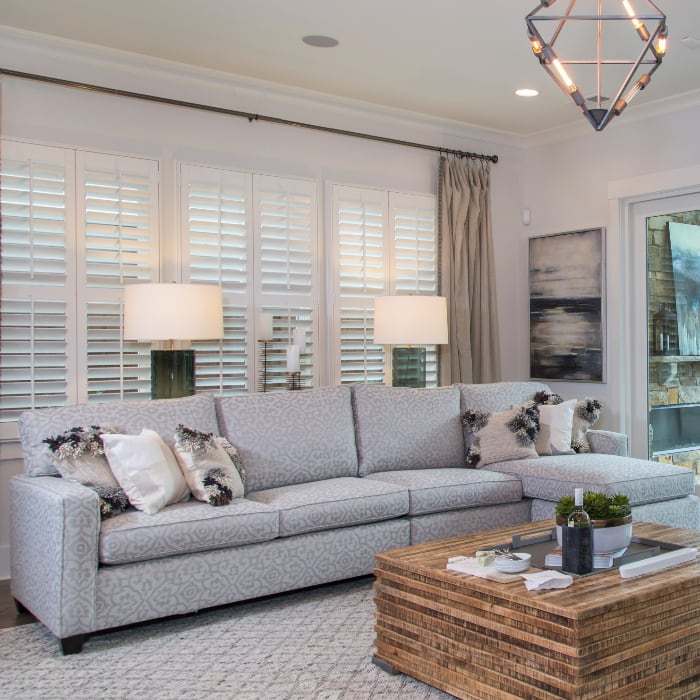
[10,381,700,653]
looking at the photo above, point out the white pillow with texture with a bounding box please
[462,403,539,467]
[101,429,190,515]
[172,426,245,505]
[536,399,577,455]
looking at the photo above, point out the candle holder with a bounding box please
[258,340,272,392]
[287,371,304,391]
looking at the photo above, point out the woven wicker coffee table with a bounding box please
[373,520,700,700]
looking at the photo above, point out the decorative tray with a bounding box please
[486,526,693,577]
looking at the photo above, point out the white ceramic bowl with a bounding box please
[494,552,531,573]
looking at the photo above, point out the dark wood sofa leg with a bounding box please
[13,598,30,615]
[60,634,87,655]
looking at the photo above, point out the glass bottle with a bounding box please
[562,488,593,575]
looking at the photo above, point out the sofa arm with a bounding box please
[587,429,629,457]
[10,475,101,643]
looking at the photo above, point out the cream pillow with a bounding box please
[536,399,577,455]
[172,425,245,506]
[462,403,540,467]
[101,429,190,515]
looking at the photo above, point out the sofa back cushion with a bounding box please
[352,384,464,476]
[215,385,358,492]
[456,381,551,413]
[18,393,220,477]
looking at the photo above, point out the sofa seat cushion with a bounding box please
[216,386,358,492]
[482,453,695,506]
[99,498,279,565]
[245,477,409,537]
[365,469,523,516]
[19,393,220,477]
[352,384,465,476]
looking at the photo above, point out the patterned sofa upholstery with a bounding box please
[10,382,700,654]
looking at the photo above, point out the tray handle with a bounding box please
[512,527,557,549]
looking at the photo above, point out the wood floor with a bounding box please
[0,579,35,630]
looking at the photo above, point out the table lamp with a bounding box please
[124,283,224,399]
[373,296,448,387]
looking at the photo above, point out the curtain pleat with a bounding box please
[439,155,500,384]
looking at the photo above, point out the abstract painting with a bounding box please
[669,222,700,355]
[529,228,605,382]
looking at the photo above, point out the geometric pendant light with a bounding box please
[526,1,667,131]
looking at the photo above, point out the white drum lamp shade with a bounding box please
[124,284,223,399]
[373,296,448,387]
[124,283,223,342]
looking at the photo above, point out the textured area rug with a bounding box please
[0,578,453,699]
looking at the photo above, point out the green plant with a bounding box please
[555,491,631,520]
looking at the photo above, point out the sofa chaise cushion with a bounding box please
[352,384,464,476]
[99,498,280,565]
[215,386,358,492]
[482,453,695,506]
[18,394,220,478]
[365,468,523,516]
[245,477,408,537]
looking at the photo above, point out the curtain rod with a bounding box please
[0,67,499,164]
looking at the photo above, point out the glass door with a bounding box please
[643,202,700,486]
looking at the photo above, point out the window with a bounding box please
[331,185,438,385]
[0,141,159,438]
[180,164,318,393]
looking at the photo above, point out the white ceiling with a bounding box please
[1,0,699,136]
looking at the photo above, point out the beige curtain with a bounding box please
[438,155,500,384]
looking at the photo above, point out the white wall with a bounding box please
[516,97,700,440]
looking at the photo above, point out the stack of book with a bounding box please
[545,546,628,569]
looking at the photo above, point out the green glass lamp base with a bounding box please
[392,346,426,388]
[151,349,195,399]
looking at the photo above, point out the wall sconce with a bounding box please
[373,296,448,387]
[124,283,223,399]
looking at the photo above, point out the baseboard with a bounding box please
[0,544,11,580]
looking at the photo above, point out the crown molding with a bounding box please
[0,26,522,154]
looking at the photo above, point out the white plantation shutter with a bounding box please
[332,185,438,385]
[0,143,76,437]
[391,193,440,385]
[256,174,317,389]
[77,152,159,401]
[0,142,159,437]
[333,185,388,384]
[181,164,252,393]
[180,165,318,393]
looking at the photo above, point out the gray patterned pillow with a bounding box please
[43,424,130,519]
[462,403,540,467]
[173,425,245,506]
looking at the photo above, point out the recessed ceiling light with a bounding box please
[681,36,700,50]
[515,88,539,97]
[302,35,339,48]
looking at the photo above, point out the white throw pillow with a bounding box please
[536,399,577,456]
[101,429,190,515]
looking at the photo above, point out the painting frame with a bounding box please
[529,227,606,383]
